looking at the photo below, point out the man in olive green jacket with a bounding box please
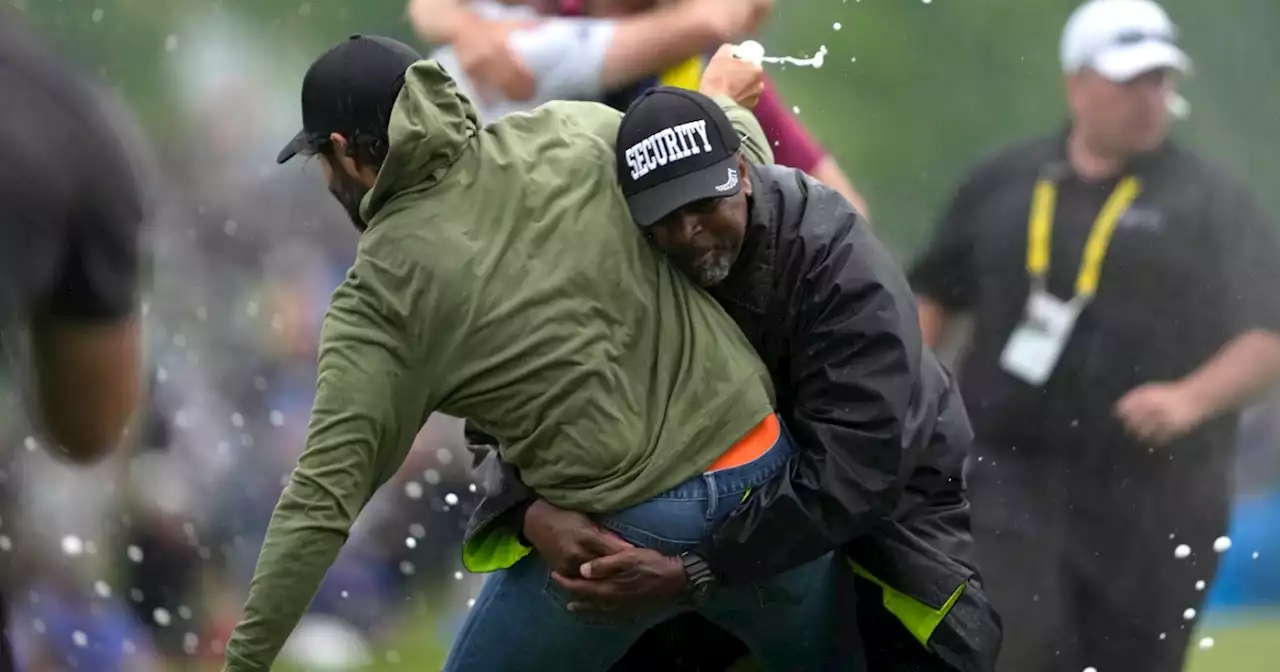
[224,36,839,671]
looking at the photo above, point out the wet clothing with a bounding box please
[466,165,1002,671]
[909,131,1280,672]
[224,60,778,670]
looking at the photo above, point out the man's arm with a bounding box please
[409,0,768,103]
[698,181,922,585]
[28,99,146,463]
[223,247,438,671]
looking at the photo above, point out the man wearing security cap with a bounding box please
[911,1,1280,670]
[222,36,855,671]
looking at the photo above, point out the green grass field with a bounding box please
[268,611,1280,671]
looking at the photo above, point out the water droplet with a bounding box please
[61,535,84,556]
[792,106,801,114]
[400,561,415,575]
[196,306,208,322]
[153,607,172,626]
[127,545,144,563]
[245,301,259,317]
[832,22,842,30]
[1253,551,1260,560]
[404,482,424,500]
[184,632,199,654]
[91,8,104,23]
[409,523,426,539]
[0,536,11,552]
[1159,632,1167,640]
[23,436,38,452]
[94,581,111,598]
[32,619,46,634]
[468,483,478,493]
[1169,533,1176,540]
[178,605,193,620]
[299,3,313,16]
[454,571,464,581]
[164,35,179,52]
[131,588,144,602]
[340,590,349,598]
[1194,580,1206,591]
[424,469,441,485]
[444,493,460,506]
[1173,544,1191,559]
[1212,536,1232,553]
[123,639,137,654]
[1198,636,1214,649]
[1083,667,1097,672]
[386,650,402,663]
[269,410,285,427]
[72,630,88,647]
[466,598,476,608]
[1182,608,1197,621]
[405,537,417,549]
[231,413,245,428]
[156,367,169,383]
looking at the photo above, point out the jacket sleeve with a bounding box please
[710,95,775,167]
[223,245,441,671]
[698,184,922,585]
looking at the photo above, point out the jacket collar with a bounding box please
[710,164,779,317]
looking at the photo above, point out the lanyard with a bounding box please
[1026,175,1142,299]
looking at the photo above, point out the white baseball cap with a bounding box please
[1060,0,1191,82]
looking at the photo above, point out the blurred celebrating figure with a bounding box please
[910,2,1280,670]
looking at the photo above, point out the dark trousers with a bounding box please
[967,444,1229,672]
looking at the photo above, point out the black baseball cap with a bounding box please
[616,87,744,228]
[276,34,422,164]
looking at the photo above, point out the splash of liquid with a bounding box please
[762,45,830,69]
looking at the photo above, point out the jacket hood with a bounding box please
[361,60,479,224]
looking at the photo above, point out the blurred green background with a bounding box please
[15,0,1280,257]
[8,0,1277,669]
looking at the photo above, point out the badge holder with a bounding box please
[999,282,1087,386]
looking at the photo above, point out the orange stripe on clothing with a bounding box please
[707,414,780,472]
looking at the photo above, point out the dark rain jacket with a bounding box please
[464,165,1001,671]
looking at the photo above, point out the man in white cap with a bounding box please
[909,1,1280,670]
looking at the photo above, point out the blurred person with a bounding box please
[0,7,148,669]
[224,37,846,671]
[468,87,1002,672]
[407,0,871,216]
[908,2,1280,670]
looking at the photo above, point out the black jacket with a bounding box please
[464,165,1000,671]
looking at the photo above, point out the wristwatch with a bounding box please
[679,552,717,607]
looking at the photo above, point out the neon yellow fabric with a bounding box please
[659,57,703,90]
[462,528,532,573]
[848,559,967,648]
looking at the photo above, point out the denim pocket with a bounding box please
[541,570,644,628]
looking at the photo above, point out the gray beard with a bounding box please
[692,251,734,287]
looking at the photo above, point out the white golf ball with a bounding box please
[734,40,766,67]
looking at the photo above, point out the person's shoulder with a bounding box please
[1159,145,1253,198]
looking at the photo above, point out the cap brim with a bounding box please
[1092,40,1191,83]
[626,155,743,228]
[276,130,309,164]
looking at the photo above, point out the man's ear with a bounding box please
[328,132,364,181]
[738,154,752,197]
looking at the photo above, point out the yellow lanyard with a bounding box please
[1026,175,1142,299]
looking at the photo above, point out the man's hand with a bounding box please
[522,499,633,577]
[452,18,540,102]
[1114,381,1210,445]
[699,44,765,109]
[551,548,687,613]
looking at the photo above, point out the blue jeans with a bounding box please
[444,420,841,671]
